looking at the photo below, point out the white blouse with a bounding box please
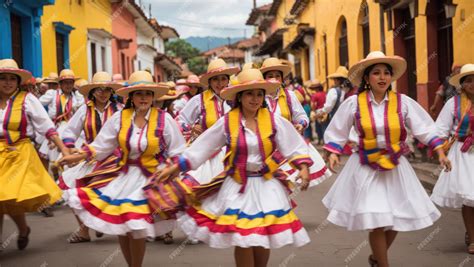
[62,102,123,143]
[181,114,309,172]
[88,109,186,161]
[324,92,438,150]
[176,91,231,130]
[435,97,459,139]
[266,89,309,126]
[317,87,345,115]
[0,92,56,139]
[39,89,84,120]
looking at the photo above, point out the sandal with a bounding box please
[163,232,174,245]
[95,231,104,238]
[67,234,91,244]
[468,243,474,254]
[368,255,378,267]
[466,232,470,246]
[17,227,31,250]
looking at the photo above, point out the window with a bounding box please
[361,3,370,57]
[10,13,23,68]
[91,43,97,74]
[56,32,65,72]
[339,19,349,68]
[101,46,106,71]
[121,52,126,78]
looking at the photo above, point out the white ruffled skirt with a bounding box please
[178,175,310,249]
[322,154,441,231]
[431,141,474,208]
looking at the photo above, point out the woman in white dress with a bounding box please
[157,69,312,267]
[59,71,185,267]
[323,51,451,267]
[173,75,203,117]
[39,69,84,163]
[176,58,239,185]
[59,72,123,243]
[259,58,332,188]
[431,63,474,253]
[0,59,70,251]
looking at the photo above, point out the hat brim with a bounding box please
[199,67,240,87]
[42,79,59,84]
[0,68,32,84]
[157,94,180,101]
[79,82,123,96]
[348,56,407,86]
[260,65,291,78]
[116,84,169,99]
[220,80,280,101]
[177,81,204,88]
[327,73,348,79]
[59,77,80,82]
[449,70,474,88]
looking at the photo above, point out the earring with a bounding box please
[365,83,371,91]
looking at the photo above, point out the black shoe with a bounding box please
[41,207,54,217]
[17,227,31,250]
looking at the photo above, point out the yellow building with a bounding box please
[255,0,474,110]
[41,0,113,80]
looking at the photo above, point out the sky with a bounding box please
[141,0,273,38]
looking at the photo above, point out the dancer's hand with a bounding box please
[192,124,203,137]
[48,140,57,150]
[328,153,340,173]
[155,164,180,183]
[58,153,87,167]
[297,165,310,191]
[438,154,452,172]
[436,148,451,172]
[294,124,304,134]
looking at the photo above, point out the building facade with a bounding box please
[0,0,55,77]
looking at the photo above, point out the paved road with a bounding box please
[0,160,470,267]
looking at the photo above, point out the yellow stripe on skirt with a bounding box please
[0,139,62,214]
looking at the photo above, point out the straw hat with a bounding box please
[327,66,349,79]
[75,79,89,89]
[242,62,256,71]
[43,72,59,84]
[157,88,179,101]
[79,72,123,96]
[177,74,203,88]
[449,63,474,88]
[59,69,79,82]
[220,69,279,101]
[306,79,324,89]
[259,57,291,78]
[199,58,240,87]
[0,59,32,83]
[174,79,191,95]
[112,73,126,85]
[348,51,407,86]
[116,71,169,99]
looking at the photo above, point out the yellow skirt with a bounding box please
[0,139,62,215]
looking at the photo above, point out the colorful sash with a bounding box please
[355,90,407,170]
[454,93,473,152]
[54,90,73,124]
[200,90,223,130]
[83,101,119,144]
[118,108,166,177]
[223,108,280,192]
[269,88,293,121]
[2,91,28,145]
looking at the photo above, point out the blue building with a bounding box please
[0,0,54,76]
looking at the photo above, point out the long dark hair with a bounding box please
[232,89,268,109]
[358,63,394,93]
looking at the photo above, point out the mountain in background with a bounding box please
[185,36,244,52]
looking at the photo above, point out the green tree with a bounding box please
[165,39,200,61]
[166,39,207,75]
[187,57,207,75]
